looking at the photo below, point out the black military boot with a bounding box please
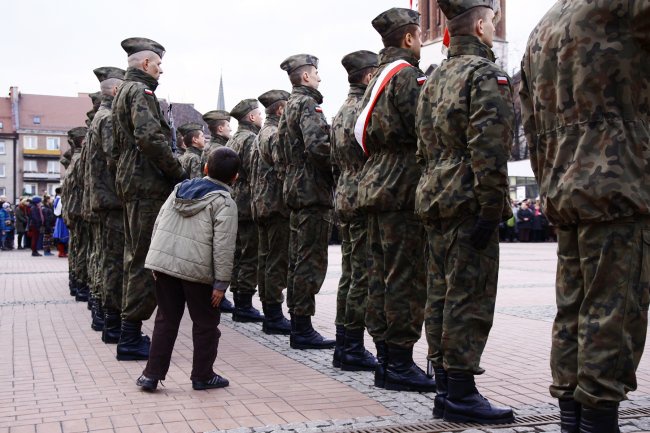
[87,292,93,310]
[374,341,388,388]
[384,345,436,392]
[69,272,77,297]
[91,298,105,332]
[579,404,619,433]
[219,296,235,313]
[290,315,336,349]
[262,303,291,335]
[116,320,150,361]
[559,398,580,433]
[75,284,89,302]
[432,366,448,418]
[102,309,121,344]
[332,325,345,368]
[444,373,514,424]
[341,328,378,372]
[232,293,265,323]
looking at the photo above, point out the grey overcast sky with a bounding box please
[0,0,556,117]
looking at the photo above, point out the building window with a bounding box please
[24,160,37,173]
[23,136,38,150]
[33,116,41,124]
[0,121,3,129]
[47,184,58,197]
[0,164,5,177]
[47,161,60,174]
[46,137,60,151]
[0,141,5,155]
[0,187,5,197]
[23,183,37,195]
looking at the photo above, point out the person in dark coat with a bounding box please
[28,196,45,256]
[15,199,30,249]
[517,200,533,242]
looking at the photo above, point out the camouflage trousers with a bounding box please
[286,207,332,316]
[122,199,164,322]
[257,215,289,305]
[439,215,499,375]
[423,223,445,368]
[89,221,102,297]
[231,220,258,296]
[551,219,650,409]
[366,211,426,348]
[73,221,90,286]
[100,210,124,312]
[335,217,369,331]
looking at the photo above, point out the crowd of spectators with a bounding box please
[500,198,556,243]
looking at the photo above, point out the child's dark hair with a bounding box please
[208,147,240,183]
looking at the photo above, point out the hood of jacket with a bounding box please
[172,177,231,217]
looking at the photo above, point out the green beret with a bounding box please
[341,50,379,76]
[230,99,260,121]
[89,92,102,105]
[280,54,319,74]
[121,37,166,58]
[67,127,88,139]
[177,122,203,136]
[258,90,290,108]
[437,0,499,20]
[93,66,125,83]
[372,8,420,39]
[202,110,231,124]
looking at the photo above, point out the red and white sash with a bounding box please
[354,59,411,155]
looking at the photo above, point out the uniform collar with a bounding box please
[348,83,367,97]
[187,146,202,156]
[237,121,261,135]
[448,35,496,62]
[100,95,114,109]
[292,85,324,104]
[378,47,420,67]
[211,134,229,146]
[264,114,280,127]
[124,67,159,91]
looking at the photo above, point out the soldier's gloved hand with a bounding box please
[469,218,499,251]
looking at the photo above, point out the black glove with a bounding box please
[469,218,499,251]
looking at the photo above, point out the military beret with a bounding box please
[177,123,203,136]
[89,92,102,105]
[202,110,231,124]
[437,0,499,20]
[258,90,290,108]
[372,8,420,39]
[280,54,319,75]
[121,37,166,59]
[93,66,125,83]
[67,127,88,139]
[230,99,260,121]
[341,50,379,76]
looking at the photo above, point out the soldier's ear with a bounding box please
[203,164,208,176]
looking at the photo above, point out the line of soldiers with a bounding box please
[58,0,647,431]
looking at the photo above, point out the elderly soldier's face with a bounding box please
[144,53,163,80]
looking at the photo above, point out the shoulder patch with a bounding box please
[497,76,509,86]
[315,106,323,113]
[417,76,427,86]
[144,89,154,96]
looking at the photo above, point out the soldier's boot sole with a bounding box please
[289,338,336,350]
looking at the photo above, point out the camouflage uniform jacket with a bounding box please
[79,132,98,223]
[179,146,204,179]
[87,96,121,213]
[202,134,228,166]
[227,122,260,221]
[277,85,333,210]
[357,47,425,212]
[112,67,186,202]
[251,114,289,221]
[520,0,650,225]
[61,148,82,224]
[415,35,514,223]
[60,147,72,170]
[331,84,368,221]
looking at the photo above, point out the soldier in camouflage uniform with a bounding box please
[86,92,102,127]
[251,90,292,335]
[415,0,514,424]
[112,37,187,361]
[226,99,265,323]
[278,54,335,349]
[520,2,650,431]
[331,51,378,372]
[355,8,434,392]
[177,122,205,179]
[87,66,125,344]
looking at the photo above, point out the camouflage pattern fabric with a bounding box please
[101,210,124,312]
[60,148,72,170]
[90,221,102,296]
[201,135,228,167]
[366,211,426,347]
[335,218,369,331]
[520,0,650,409]
[520,1,650,226]
[357,47,424,213]
[286,208,332,317]
[415,35,513,224]
[551,220,650,408]
[178,146,204,179]
[112,67,186,202]
[231,220,258,296]
[74,222,91,286]
[121,198,164,321]
[424,223,446,368]
[227,122,260,222]
[277,85,334,210]
[257,215,290,305]
[335,221,352,327]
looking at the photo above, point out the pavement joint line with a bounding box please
[0,299,78,307]
[0,271,69,275]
